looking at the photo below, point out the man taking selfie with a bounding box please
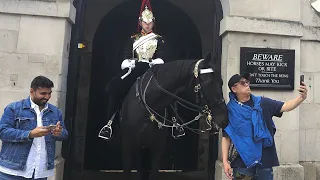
[222,73,307,180]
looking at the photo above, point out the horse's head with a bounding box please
[190,53,229,130]
[140,55,229,132]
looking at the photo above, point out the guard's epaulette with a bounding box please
[130,34,137,38]
[154,33,162,38]
[130,34,140,39]
[154,34,164,42]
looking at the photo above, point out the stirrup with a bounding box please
[98,120,113,140]
[98,108,118,140]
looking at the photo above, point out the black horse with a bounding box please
[120,57,228,180]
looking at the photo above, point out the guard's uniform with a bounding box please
[104,32,166,113]
[123,32,165,61]
[99,4,166,140]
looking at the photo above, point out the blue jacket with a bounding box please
[0,97,68,170]
[224,93,273,168]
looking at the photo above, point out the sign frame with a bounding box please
[240,47,295,90]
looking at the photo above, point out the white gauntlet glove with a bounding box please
[120,59,136,79]
[121,59,136,70]
[150,58,164,66]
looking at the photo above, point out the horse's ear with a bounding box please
[203,51,216,68]
[204,52,212,63]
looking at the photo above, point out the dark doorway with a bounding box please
[63,0,223,179]
[84,0,202,171]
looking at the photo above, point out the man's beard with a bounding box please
[34,99,48,106]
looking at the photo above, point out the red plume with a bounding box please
[137,0,153,32]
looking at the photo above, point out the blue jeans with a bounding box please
[233,167,273,180]
[0,171,47,180]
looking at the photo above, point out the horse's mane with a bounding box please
[150,60,198,85]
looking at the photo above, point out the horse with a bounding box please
[120,56,229,180]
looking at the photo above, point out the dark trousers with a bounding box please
[105,62,150,119]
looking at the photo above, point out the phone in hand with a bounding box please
[46,124,57,130]
[300,75,304,86]
[299,75,304,92]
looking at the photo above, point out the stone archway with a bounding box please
[85,0,203,171]
[63,0,225,179]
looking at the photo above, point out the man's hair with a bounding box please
[30,76,54,90]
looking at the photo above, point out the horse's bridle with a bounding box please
[137,59,225,132]
[193,59,226,121]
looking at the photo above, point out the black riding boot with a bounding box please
[99,64,149,140]
[98,96,119,140]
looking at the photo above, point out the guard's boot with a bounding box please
[98,97,118,140]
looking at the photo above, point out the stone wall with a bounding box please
[299,0,320,179]
[0,0,319,180]
[216,0,320,179]
[0,0,75,180]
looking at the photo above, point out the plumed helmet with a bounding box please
[139,6,155,24]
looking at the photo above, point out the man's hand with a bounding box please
[52,121,63,137]
[223,161,233,179]
[29,127,50,138]
[298,82,308,99]
[281,82,308,112]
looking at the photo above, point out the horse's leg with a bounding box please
[122,137,134,180]
[149,150,162,180]
[137,148,149,180]
[149,132,167,180]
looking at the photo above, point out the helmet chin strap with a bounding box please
[141,29,153,35]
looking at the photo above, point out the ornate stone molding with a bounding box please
[0,0,76,23]
[302,26,320,41]
[220,16,303,37]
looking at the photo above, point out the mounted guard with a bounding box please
[99,0,166,140]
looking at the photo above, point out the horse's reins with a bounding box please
[138,74,201,129]
[169,104,216,135]
[137,59,221,132]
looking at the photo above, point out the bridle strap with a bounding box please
[153,77,203,111]
[137,74,203,129]
[135,59,223,132]
[193,59,204,78]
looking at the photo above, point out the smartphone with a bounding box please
[300,75,304,85]
[46,124,57,130]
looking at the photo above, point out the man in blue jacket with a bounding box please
[0,76,68,180]
[222,73,307,180]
